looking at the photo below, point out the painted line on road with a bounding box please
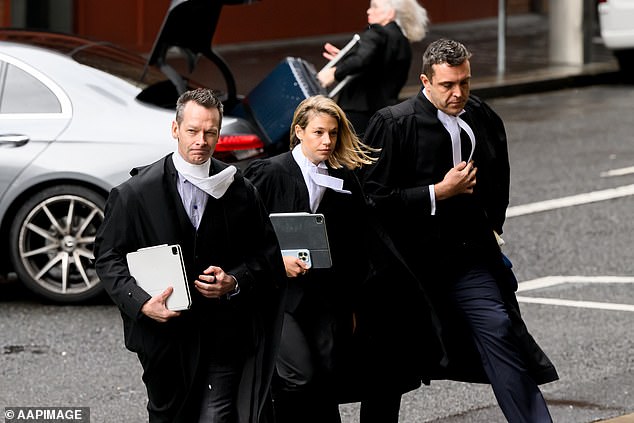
[517,276,634,292]
[600,165,634,178]
[516,296,634,312]
[596,413,634,423]
[516,275,634,312]
[506,184,634,217]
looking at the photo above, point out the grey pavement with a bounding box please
[215,13,621,101]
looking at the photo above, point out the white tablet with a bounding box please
[126,244,191,311]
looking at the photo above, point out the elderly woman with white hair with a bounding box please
[317,0,429,136]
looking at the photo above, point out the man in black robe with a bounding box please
[94,88,285,423]
[359,39,559,423]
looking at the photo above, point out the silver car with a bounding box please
[0,1,278,303]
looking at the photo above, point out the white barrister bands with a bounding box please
[172,151,236,199]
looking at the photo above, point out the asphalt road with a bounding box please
[1,83,633,423]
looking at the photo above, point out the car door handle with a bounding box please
[0,134,30,147]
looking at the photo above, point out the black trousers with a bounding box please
[273,312,403,423]
[198,358,244,423]
[452,265,553,423]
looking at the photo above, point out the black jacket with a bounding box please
[95,155,286,422]
[245,152,445,401]
[335,22,411,115]
[360,91,559,385]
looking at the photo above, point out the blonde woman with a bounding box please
[245,95,441,423]
[317,0,429,135]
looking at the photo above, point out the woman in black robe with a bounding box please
[316,0,429,135]
[244,95,444,423]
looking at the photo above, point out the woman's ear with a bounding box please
[386,7,396,22]
[294,124,304,141]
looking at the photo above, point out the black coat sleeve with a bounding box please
[94,186,151,320]
[334,25,386,81]
[360,106,433,216]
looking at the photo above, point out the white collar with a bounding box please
[291,145,351,194]
[292,144,328,173]
[171,151,236,199]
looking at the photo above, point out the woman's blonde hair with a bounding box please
[389,0,429,42]
[289,95,378,170]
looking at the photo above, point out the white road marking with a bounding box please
[516,276,634,292]
[600,166,634,178]
[516,276,634,312]
[517,296,634,312]
[506,184,634,217]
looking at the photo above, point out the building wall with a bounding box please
[2,0,537,53]
[75,0,170,52]
[0,0,7,26]
[213,0,526,44]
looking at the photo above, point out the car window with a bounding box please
[70,44,167,89]
[0,61,61,113]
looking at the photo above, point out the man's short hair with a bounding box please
[175,88,224,127]
[421,39,472,82]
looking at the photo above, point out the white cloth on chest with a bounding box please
[292,145,351,213]
[171,151,236,199]
[436,109,476,166]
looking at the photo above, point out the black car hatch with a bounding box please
[140,0,258,109]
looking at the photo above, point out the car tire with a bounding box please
[9,185,106,303]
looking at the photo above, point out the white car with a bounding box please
[0,0,283,303]
[597,0,634,72]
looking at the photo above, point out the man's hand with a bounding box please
[194,265,238,298]
[282,255,310,278]
[140,286,181,322]
[434,161,477,200]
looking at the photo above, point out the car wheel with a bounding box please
[9,185,106,303]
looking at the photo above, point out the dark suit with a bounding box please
[94,155,285,423]
[334,22,411,134]
[360,91,559,422]
[245,152,443,423]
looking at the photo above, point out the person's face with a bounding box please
[295,112,338,165]
[420,60,471,116]
[171,101,221,165]
[367,0,394,26]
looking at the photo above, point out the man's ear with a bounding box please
[420,73,430,88]
[171,121,178,139]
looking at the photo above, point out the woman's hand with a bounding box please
[317,67,337,88]
[322,42,340,61]
[282,255,310,278]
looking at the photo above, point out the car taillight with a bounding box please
[215,134,264,152]
[214,134,265,162]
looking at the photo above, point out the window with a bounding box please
[0,61,61,113]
